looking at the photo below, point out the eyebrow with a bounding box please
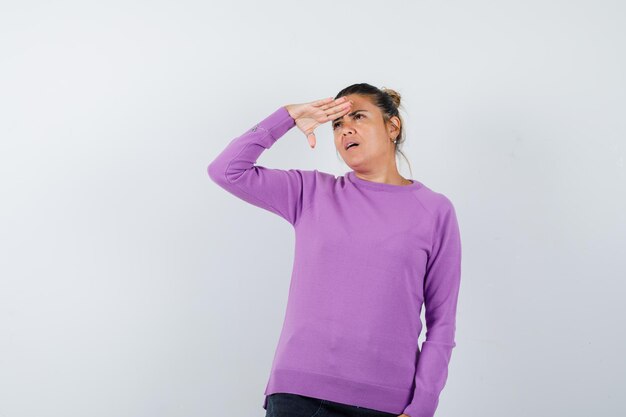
[333,109,369,124]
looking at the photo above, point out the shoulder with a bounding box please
[283,168,337,190]
[293,169,336,181]
[412,184,461,252]
[411,181,457,219]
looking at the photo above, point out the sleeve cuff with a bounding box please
[402,389,439,417]
[254,106,296,147]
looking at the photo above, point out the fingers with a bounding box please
[304,96,352,148]
[319,96,349,111]
[307,132,316,149]
[323,101,352,122]
[320,97,352,120]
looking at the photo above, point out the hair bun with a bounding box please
[381,87,401,108]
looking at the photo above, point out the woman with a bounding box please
[208,83,462,417]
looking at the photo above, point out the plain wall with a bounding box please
[1,0,625,416]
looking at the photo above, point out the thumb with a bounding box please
[307,132,316,149]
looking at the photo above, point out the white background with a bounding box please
[1,1,625,416]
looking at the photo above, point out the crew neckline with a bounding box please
[346,170,422,192]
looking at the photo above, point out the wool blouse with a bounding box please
[207,106,462,417]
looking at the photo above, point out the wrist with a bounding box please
[284,104,299,120]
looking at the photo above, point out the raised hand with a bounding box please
[284,96,353,148]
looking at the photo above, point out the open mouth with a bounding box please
[345,142,360,150]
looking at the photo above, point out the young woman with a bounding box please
[208,83,462,417]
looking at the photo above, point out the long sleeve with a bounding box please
[402,197,462,417]
[207,106,315,226]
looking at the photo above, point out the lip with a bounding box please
[343,139,361,150]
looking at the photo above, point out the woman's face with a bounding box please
[332,94,399,170]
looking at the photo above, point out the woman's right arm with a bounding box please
[207,106,313,226]
[207,98,352,226]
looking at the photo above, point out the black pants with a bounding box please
[265,393,398,417]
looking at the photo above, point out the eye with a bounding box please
[332,113,364,129]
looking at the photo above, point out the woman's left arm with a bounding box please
[402,197,462,417]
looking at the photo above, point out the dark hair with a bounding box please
[333,83,412,178]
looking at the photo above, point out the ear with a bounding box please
[387,115,401,139]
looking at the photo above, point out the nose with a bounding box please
[340,123,355,136]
